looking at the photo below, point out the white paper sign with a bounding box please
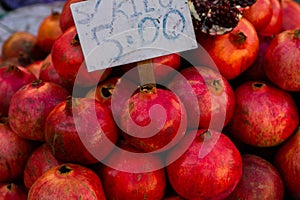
[71,0,197,72]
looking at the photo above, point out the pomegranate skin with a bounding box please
[120,87,187,152]
[8,80,69,141]
[227,81,299,147]
[0,65,36,116]
[23,144,62,190]
[168,66,235,129]
[0,183,27,200]
[0,120,36,182]
[45,97,118,165]
[281,0,300,31]
[95,142,166,200]
[274,128,300,199]
[28,163,106,200]
[166,129,243,200]
[226,154,285,200]
[59,0,83,32]
[263,29,300,91]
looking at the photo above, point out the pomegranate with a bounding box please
[120,85,187,152]
[0,183,27,200]
[258,0,283,36]
[0,118,36,182]
[197,17,259,80]
[226,154,284,200]
[95,142,166,200]
[28,163,106,199]
[8,80,69,141]
[23,144,62,190]
[166,129,243,200]
[51,26,111,87]
[59,0,84,32]
[274,128,300,199]
[227,81,299,147]
[243,0,273,31]
[168,66,235,129]
[26,60,43,79]
[45,97,118,165]
[0,64,36,117]
[36,11,63,54]
[263,29,300,91]
[281,0,300,31]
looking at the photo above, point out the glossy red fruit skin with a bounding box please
[45,97,118,165]
[51,26,111,87]
[258,0,283,36]
[226,154,284,200]
[0,120,36,182]
[263,29,300,91]
[243,0,273,31]
[95,142,166,200]
[227,81,299,147]
[166,129,243,200]
[281,0,300,31]
[23,144,62,190]
[28,163,106,200]
[168,66,235,129]
[59,0,83,32]
[0,183,27,200]
[0,65,36,117]
[8,80,69,141]
[274,128,300,199]
[197,18,259,80]
[120,87,187,152]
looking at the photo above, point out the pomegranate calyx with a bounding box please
[31,79,43,87]
[101,85,114,98]
[6,64,19,73]
[207,79,224,95]
[65,96,73,116]
[139,84,157,94]
[294,29,300,39]
[71,34,80,46]
[230,31,247,46]
[59,165,72,174]
[6,183,12,190]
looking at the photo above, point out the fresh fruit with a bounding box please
[26,60,43,79]
[28,163,106,200]
[23,144,62,190]
[226,154,284,200]
[59,0,83,32]
[263,29,300,91]
[243,0,273,31]
[8,80,69,141]
[166,129,243,200]
[51,26,111,87]
[197,17,259,80]
[96,142,166,200]
[0,118,36,182]
[168,66,235,129]
[274,128,300,199]
[120,85,187,152]
[281,0,300,31]
[45,97,118,165]
[0,64,36,117]
[0,183,27,200]
[227,81,299,147]
[36,11,62,54]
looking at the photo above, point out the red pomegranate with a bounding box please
[26,60,43,79]
[8,80,69,141]
[51,26,111,87]
[227,81,299,147]
[120,86,187,152]
[226,154,284,200]
[281,0,300,31]
[36,11,62,54]
[197,18,259,80]
[263,29,300,91]
[23,144,62,190]
[59,0,84,32]
[0,183,27,200]
[28,163,106,199]
[95,142,166,200]
[166,129,243,200]
[0,118,36,182]
[168,66,235,129]
[45,97,118,165]
[243,0,273,31]
[274,128,300,199]
[0,64,36,116]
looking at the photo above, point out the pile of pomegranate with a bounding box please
[0,0,300,199]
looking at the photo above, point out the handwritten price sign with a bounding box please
[71,0,197,72]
